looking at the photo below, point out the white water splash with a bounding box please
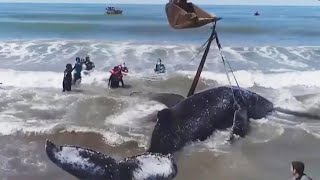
[132,153,176,180]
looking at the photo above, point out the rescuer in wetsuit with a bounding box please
[62,63,73,92]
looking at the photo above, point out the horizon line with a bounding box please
[0,0,320,7]
[0,2,319,6]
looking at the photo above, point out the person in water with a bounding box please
[120,63,128,74]
[154,58,166,73]
[84,56,95,71]
[62,63,73,92]
[73,57,83,84]
[108,65,124,88]
[80,58,86,64]
[291,161,312,180]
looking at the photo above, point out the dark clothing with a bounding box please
[119,79,124,87]
[73,72,81,85]
[155,64,166,73]
[108,74,124,88]
[63,69,72,92]
[85,61,95,71]
[155,64,160,71]
[74,62,82,74]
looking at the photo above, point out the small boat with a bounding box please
[254,11,260,16]
[105,6,123,15]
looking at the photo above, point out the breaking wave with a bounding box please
[1,40,320,153]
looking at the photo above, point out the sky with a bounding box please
[0,0,319,6]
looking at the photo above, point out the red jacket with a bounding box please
[110,69,123,80]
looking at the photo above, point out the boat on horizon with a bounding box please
[105,6,123,15]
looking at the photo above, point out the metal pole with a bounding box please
[187,27,216,97]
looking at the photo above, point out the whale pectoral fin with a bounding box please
[45,139,118,180]
[130,92,185,108]
[228,107,250,142]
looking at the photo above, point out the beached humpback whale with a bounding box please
[147,86,274,155]
[45,140,177,180]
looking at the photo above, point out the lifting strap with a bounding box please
[187,22,217,97]
[187,22,247,107]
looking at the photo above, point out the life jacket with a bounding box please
[110,68,122,80]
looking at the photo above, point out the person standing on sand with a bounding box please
[291,161,312,180]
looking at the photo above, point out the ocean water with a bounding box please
[0,3,320,180]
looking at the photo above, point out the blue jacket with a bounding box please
[74,62,82,74]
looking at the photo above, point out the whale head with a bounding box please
[247,92,274,119]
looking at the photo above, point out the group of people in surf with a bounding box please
[62,58,166,92]
[62,56,95,92]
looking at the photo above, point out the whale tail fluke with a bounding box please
[45,139,119,180]
[45,139,58,156]
[45,140,178,180]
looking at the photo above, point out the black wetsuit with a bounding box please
[155,64,165,73]
[63,69,72,92]
[73,62,82,84]
[119,78,124,87]
[108,74,124,88]
[155,64,160,71]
